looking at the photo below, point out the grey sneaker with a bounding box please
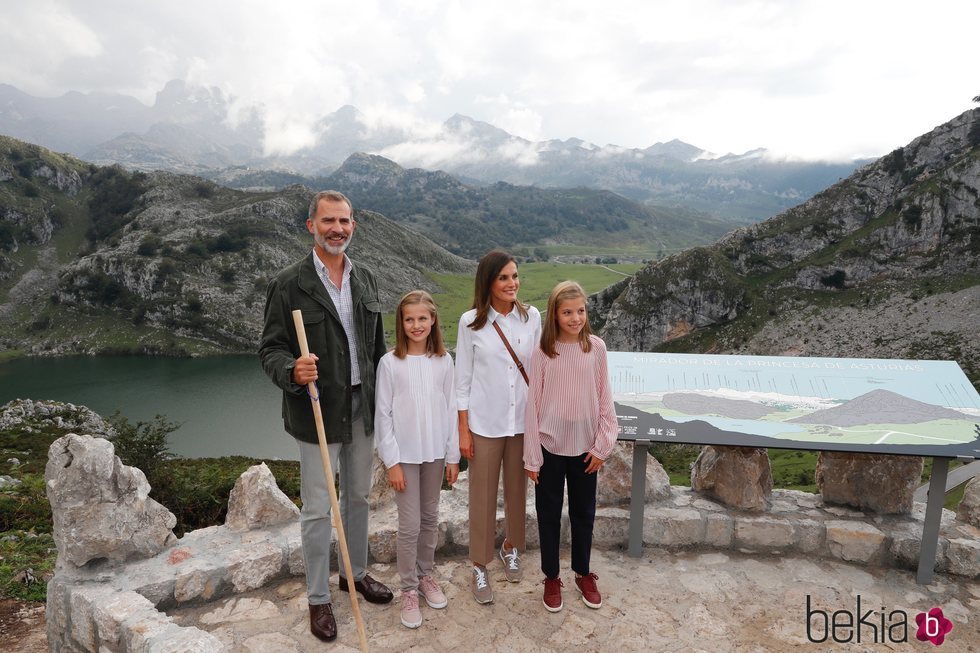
[400,590,422,629]
[418,575,448,609]
[499,543,523,582]
[472,565,493,604]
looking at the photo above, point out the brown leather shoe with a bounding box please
[309,603,337,641]
[338,574,394,604]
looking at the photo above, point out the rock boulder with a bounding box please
[691,446,772,511]
[1,398,112,436]
[956,476,980,527]
[45,434,176,569]
[816,451,923,514]
[369,449,395,509]
[225,463,299,531]
[597,442,671,506]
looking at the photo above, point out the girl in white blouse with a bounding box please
[457,250,541,604]
[375,290,460,629]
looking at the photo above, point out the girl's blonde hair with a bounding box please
[540,280,592,358]
[394,290,447,359]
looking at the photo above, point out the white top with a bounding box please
[523,336,619,472]
[374,351,460,467]
[456,304,542,438]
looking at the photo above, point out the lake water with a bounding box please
[0,356,299,460]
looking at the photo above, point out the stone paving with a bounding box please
[45,478,980,652]
[170,548,980,652]
[40,443,980,652]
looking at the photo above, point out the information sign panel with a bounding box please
[610,352,980,459]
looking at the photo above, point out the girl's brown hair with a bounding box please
[394,290,446,359]
[468,249,529,331]
[540,280,592,358]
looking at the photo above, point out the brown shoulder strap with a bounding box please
[492,320,529,386]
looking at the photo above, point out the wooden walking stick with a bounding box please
[292,309,369,653]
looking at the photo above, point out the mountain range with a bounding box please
[0,80,865,223]
[591,108,980,386]
[313,152,729,258]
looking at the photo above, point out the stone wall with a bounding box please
[48,482,980,652]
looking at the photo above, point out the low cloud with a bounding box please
[496,140,540,167]
[4,1,979,161]
[263,117,322,157]
[357,105,443,141]
[378,137,479,169]
[0,1,103,95]
[376,126,541,170]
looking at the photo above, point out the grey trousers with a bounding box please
[297,390,374,606]
[394,459,445,591]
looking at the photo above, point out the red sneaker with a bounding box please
[543,577,564,612]
[574,572,602,609]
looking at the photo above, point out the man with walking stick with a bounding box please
[260,190,393,643]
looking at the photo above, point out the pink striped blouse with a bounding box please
[523,335,619,472]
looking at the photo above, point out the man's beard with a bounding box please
[314,230,352,255]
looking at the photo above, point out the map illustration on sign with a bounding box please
[608,352,980,459]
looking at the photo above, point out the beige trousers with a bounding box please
[468,432,527,566]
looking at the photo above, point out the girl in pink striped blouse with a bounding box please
[524,281,618,613]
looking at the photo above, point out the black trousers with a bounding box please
[535,447,597,579]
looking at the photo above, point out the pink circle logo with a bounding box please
[915,608,953,646]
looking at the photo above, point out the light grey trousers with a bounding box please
[296,390,374,606]
[394,459,445,591]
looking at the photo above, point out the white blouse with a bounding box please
[455,305,542,438]
[374,352,460,467]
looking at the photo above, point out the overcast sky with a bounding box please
[1,0,977,160]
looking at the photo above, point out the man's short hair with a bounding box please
[308,190,353,219]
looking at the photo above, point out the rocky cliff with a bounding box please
[0,137,471,356]
[0,138,89,277]
[593,108,980,384]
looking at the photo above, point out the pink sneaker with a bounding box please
[418,575,448,609]
[400,590,422,629]
[574,572,602,609]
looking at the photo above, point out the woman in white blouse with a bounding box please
[456,250,541,604]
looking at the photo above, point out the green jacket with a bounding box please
[259,253,386,445]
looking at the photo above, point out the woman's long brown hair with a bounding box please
[468,249,529,331]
